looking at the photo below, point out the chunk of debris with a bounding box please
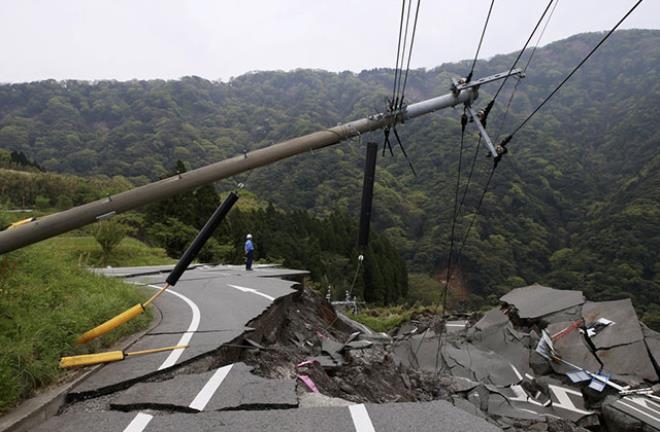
[500,284,584,321]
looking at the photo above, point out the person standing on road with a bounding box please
[244,233,255,271]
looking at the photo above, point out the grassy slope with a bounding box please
[0,236,172,414]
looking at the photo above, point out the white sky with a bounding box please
[1,0,658,83]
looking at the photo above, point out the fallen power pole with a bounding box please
[0,70,522,254]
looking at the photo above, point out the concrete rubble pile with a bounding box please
[390,284,660,431]
[225,284,659,431]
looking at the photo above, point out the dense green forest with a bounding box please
[1,30,658,321]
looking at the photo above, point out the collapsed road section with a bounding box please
[392,284,660,431]
[24,265,500,432]
[21,269,660,431]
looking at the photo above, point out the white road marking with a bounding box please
[123,413,154,432]
[619,397,660,424]
[510,364,523,382]
[446,322,468,327]
[227,283,275,301]
[123,284,202,432]
[349,404,376,432]
[548,384,593,415]
[143,284,202,370]
[189,364,233,411]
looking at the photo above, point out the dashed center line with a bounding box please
[349,404,376,432]
[189,364,233,411]
[123,413,154,432]
[227,283,275,301]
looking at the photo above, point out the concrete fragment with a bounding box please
[345,340,373,350]
[442,342,524,386]
[500,284,584,320]
[439,376,481,393]
[643,326,660,371]
[602,395,660,432]
[472,322,532,380]
[321,337,345,362]
[547,321,658,384]
[582,299,644,349]
[487,393,543,421]
[475,307,509,331]
[598,341,658,383]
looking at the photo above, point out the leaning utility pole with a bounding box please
[0,70,522,254]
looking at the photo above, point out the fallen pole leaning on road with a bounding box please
[76,192,239,344]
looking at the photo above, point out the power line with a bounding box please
[399,0,422,108]
[457,164,496,258]
[523,0,560,73]
[492,0,555,101]
[467,0,495,83]
[442,110,469,319]
[494,0,559,140]
[509,0,644,138]
[394,0,413,110]
[390,0,407,111]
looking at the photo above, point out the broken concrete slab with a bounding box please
[547,321,658,385]
[643,326,660,371]
[442,342,524,387]
[598,340,659,383]
[439,376,481,393]
[582,299,644,349]
[390,330,441,372]
[542,304,584,325]
[487,392,544,421]
[498,378,596,424]
[546,321,604,375]
[321,337,346,360]
[474,307,510,331]
[602,395,660,432]
[500,284,584,320]
[111,362,297,412]
[471,323,533,380]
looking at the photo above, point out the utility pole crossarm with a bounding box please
[452,68,525,92]
[0,70,519,255]
[465,105,497,158]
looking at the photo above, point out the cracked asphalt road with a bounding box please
[33,265,502,432]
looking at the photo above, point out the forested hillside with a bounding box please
[1,30,658,320]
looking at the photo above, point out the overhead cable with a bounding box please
[494,0,559,140]
[399,0,422,108]
[442,110,469,319]
[467,0,495,83]
[390,0,407,110]
[492,0,555,101]
[523,0,560,73]
[509,0,644,138]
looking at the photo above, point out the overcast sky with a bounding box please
[1,0,658,83]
